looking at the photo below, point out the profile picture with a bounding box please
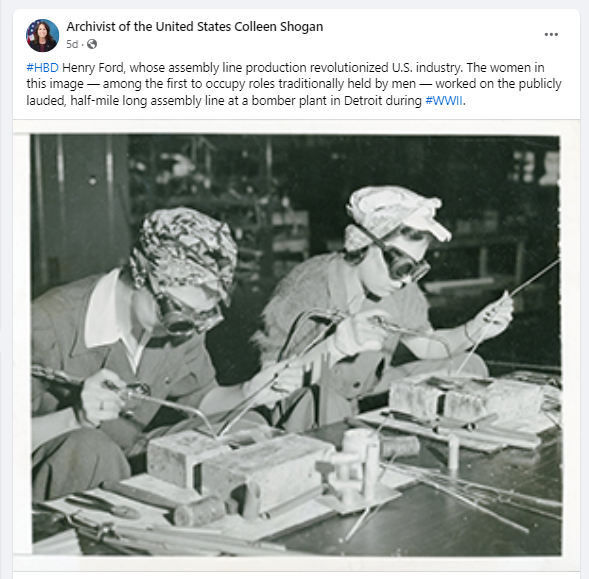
[27,20,59,53]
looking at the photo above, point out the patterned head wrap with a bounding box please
[344,186,452,252]
[130,207,238,304]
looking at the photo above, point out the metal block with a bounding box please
[200,434,335,512]
[147,431,231,489]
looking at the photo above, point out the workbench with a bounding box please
[32,419,562,559]
[276,422,562,557]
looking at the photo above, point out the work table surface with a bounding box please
[33,420,562,558]
[274,422,562,557]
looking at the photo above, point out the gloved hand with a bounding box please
[331,308,391,358]
[465,291,514,344]
[243,359,305,408]
[79,369,127,427]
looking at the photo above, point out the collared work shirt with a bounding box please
[31,273,218,451]
[84,269,150,372]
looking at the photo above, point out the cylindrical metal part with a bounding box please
[337,463,351,481]
[173,496,226,528]
[261,485,326,520]
[242,481,262,521]
[339,485,356,506]
[380,435,421,459]
[327,450,358,481]
[362,439,381,500]
[342,428,374,479]
[224,497,240,515]
[448,434,460,472]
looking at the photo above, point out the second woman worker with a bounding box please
[253,186,514,431]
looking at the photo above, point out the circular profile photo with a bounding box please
[27,20,59,53]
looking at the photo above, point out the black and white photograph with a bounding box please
[25,130,567,564]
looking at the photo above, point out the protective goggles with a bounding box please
[148,278,223,338]
[353,223,431,283]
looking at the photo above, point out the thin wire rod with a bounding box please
[509,258,561,298]
[455,258,560,375]
[342,506,372,543]
[382,463,529,534]
[485,360,562,373]
[216,373,281,437]
[385,462,562,509]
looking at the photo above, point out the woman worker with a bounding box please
[31,207,316,501]
[253,186,514,431]
[29,21,57,52]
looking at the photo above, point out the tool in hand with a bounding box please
[116,382,219,440]
[370,318,453,360]
[31,365,219,439]
[65,491,141,520]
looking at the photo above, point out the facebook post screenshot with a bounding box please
[5,6,581,576]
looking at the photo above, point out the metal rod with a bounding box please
[493,498,563,521]
[216,378,277,437]
[485,360,562,373]
[385,463,562,509]
[343,506,372,543]
[126,391,219,440]
[372,408,392,438]
[414,474,529,534]
[455,258,560,375]
[261,484,326,520]
[116,525,307,557]
[508,258,561,298]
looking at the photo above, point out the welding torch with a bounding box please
[31,365,220,439]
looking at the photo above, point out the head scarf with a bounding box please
[344,186,452,251]
[130,207,238,304]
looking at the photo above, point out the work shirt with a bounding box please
[31,272,218,451]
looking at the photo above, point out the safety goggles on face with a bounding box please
[147,277,223,338]
[381,246,431,283]
[154,292,223,337]
[353,223,431,283]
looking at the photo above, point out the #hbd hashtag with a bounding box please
[27,63,34,71]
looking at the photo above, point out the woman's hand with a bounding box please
[466,291,514,344]
[332,308,392,357]
[243,359,305,408]
[79,369,127,427]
